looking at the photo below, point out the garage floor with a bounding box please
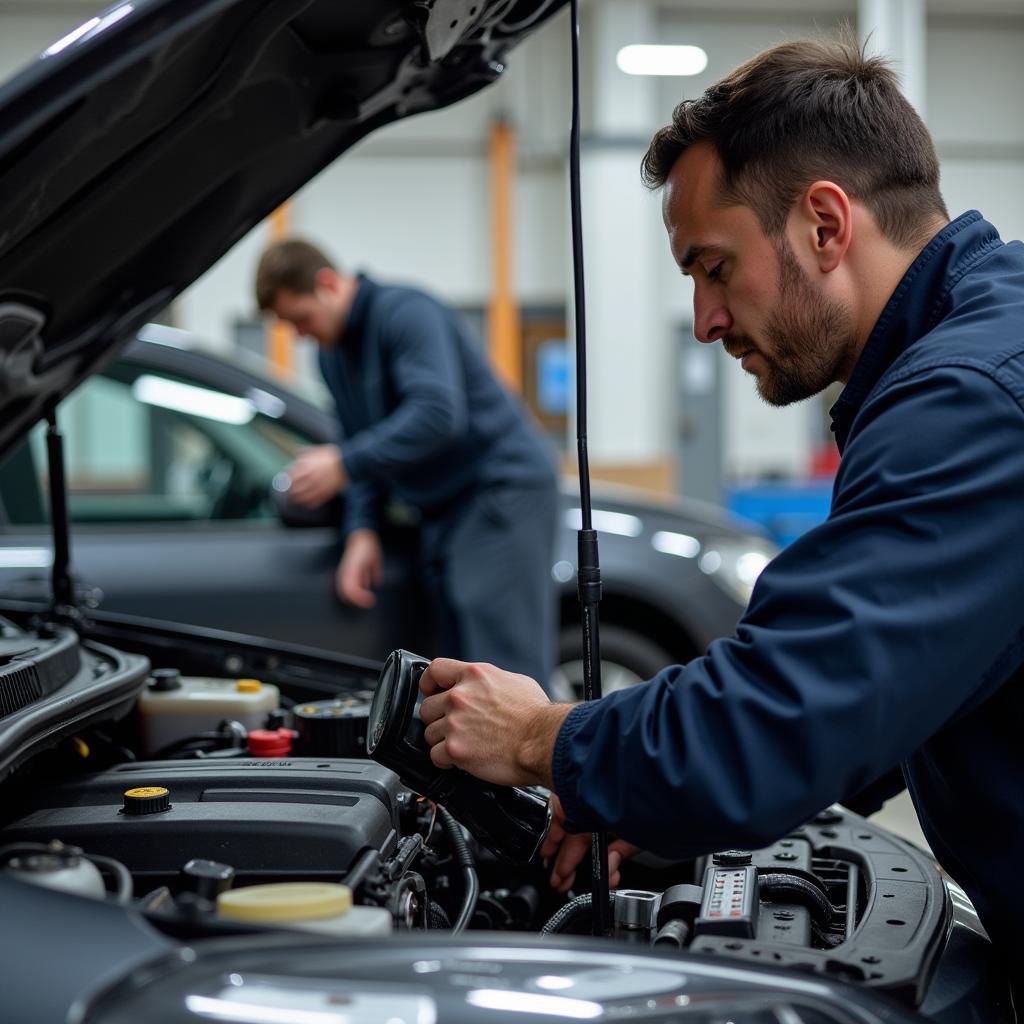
[870,790,931,853]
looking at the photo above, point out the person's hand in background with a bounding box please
[287,444,347,507]
[336,528,383,608]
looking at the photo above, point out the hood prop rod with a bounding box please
[568,0,610,938]
[45,409,76,617]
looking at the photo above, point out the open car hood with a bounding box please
[0,0,566,458]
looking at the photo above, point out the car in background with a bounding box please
[0,326,778,697]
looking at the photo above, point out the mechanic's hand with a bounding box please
[419,659,574,789]
[540,794,641,894]
[286,444,347,507]
[336,529,382,608]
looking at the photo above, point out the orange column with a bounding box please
[487,120,522,392]
[267,202,294,377]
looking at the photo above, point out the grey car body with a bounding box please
[0,330,775,691]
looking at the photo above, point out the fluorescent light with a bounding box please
[186,994,350,1024]
[133,375,255,425]
[699,550,723,575]
[551,560,575,584]
[42,5,133,59]
[651,530,701,559]
[466,990,602,1019]
[136,323,195,349]
[617,44,708,77]
[43,18,100,57]
[737,550,771,585]
[564,508,643,538]
[535,976,575,991]
[247,388,286,419]
[0,548,52,569]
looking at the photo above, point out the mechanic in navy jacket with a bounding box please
[255,241,558,686]
[418,38,1024,974]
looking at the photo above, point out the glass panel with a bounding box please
[15,366,312,524]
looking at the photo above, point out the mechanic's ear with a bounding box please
[314,267,341,294]
[802,181,852,274]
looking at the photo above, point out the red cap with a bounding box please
[247,728,293,757]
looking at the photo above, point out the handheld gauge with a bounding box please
[367,649,552,864]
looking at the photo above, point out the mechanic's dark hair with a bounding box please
[641,34,948,249]
[255,238,337,310]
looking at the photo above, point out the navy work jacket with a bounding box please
[553,212,1024,962]
[319,275,555,535]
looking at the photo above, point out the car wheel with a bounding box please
[549,624,673,703]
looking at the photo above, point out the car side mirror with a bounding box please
[270,473,343,529]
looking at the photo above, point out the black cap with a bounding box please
[180,858,235,900]
[121,786,171,815]
[712,850,752,867]
[149,668,183,692]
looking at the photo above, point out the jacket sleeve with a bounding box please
[340,294,468,482]
[341,480,386,538]
[320,381,386,539]
[552,364,1024,856]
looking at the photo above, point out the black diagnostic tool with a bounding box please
[367,649,552,864]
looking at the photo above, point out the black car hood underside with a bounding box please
[0,0,565,458]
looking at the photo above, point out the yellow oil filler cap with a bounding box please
[121,786,171,815]
[217,882,353,923]
[235,679,262,694]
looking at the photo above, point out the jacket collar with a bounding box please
[829,211,1002,452]
[337,272,374,349]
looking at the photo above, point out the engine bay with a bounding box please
[0,610,966,1017]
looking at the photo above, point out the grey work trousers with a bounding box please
[420,480,558,691]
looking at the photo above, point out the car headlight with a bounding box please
[697,537,777,605]
[652,529,777,606]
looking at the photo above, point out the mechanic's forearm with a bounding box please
[341,392,463,481]
[517,702,575,790]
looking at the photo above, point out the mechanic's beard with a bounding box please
[753,240,856,407]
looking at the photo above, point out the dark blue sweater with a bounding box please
[553,212,1024,963]
[319,275,556,534]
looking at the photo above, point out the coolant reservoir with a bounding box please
[137,670,280,756]
[216,882,392,936]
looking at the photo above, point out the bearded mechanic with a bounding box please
[418,37,1024,979]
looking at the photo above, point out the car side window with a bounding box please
[3,364,310,526]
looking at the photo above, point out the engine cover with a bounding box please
[1,758,403,886]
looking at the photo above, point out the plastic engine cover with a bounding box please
[1,758,403,887]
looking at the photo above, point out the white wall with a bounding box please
[0,4,98,78]
[176,8,572,351]
[928,16,1024,238]
[654,4,1024,481]
[3,1,1023,486]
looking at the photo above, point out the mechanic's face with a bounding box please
[270,276,344,348]
[664,143,855,406]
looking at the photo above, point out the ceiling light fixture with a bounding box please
[616,44,708,77]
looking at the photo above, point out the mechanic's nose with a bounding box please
[693,289,732,345]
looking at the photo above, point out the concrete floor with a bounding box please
[869,790,931,853]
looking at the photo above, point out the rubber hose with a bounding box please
[541,892,614,935]
[84,853,133,904]
[437,806,479,933]
[428,900,452,929]
[344,849,381,896]
[758,872,834,931]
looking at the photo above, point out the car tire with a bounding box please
[549,624,674,703]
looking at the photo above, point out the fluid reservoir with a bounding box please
[4,841,107,899]
[137,672,279,756]
[217,882,392,936]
